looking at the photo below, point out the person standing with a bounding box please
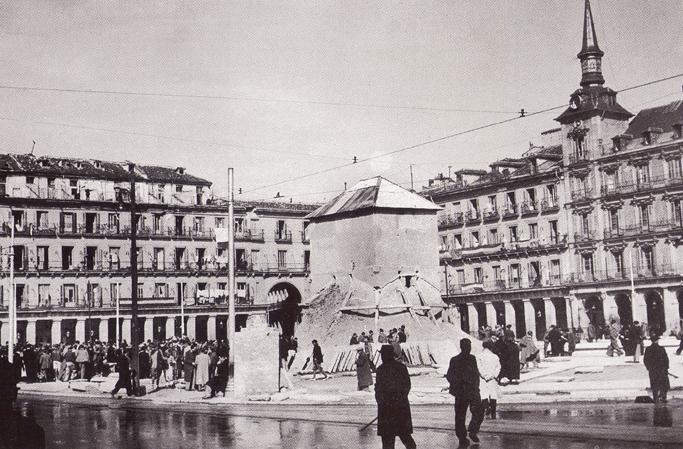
[194,348,210,391]
[355,345,374,391]
[643,335,670,403]
[632,321,645,363]
[606,319,624,357]
[476,340,501,420]
[519,331,539,370]
[378,329,388,344]
[447,338,484,447]
[374,345,416,449]
[111,349,133,397]
[310,340,328,380]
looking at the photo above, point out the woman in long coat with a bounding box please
[519,331,539,369]
[375,345,416,449]
[194,349,210,390]
[355,346,373,391]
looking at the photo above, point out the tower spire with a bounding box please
[577,0,605,87]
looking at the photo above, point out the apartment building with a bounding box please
[0,153,314,345]
[423,0,683,338]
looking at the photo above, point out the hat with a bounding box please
[379,345,394,357]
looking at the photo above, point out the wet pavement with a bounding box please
[15,398,681,448]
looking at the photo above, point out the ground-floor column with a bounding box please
[1,320,9,345]
[663,288,680,334]
[576,298,590,330]
[485,301,496,328]
[602,293,619,323]
[121,318,132,344]
[504,300,515,334]
[631,291,647,324]
[543,298,556,329]
[51,319,62,345]
[144,317,154,343]
[75,318,86,343]
[523,299,535,338]
[25,319,37,345]
[99,319,109,343]
[467,303,478,334]
[207,315,216,341]
[565,297,574,329]
[186,315,196,340]
[165,316,175,339]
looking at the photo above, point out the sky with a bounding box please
[0,0,682,203]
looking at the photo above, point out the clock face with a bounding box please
[569,96,581,110]
[582,58,601,73]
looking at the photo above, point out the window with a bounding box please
[38,284,50,307]
[175,248,186,269]
[277,250,287,270]
[175,216,184,235]
[13,245,25,271]
[157,184,165,202]
[236,282,247,300]
[37,246,49,271]
[110,283,120,306]
[668,158,682,180]
[468,199,479,218]
[526,188,536,206]
[154,283,168,298]
[440,235,448,249]
[609,209,620,231]
[488,228,498,245]
[509,264,520,286]
[635,164,650,185]
[108,213,120,233]
[194,216,205,233]
[175,184,183,193]
[87,283,101,307]
[528,223,538,241]
[60,212,77,233]
[529,261,541,286]
[581,214,590,235]
[456,269,465,285]
[453,234,463,249]
[673,200,682,225]
[492,266,501,280]
[487,195,497,213]
[153,215,163,233]
[12,210,24,228]
[506,192,517,210]
[639,204,650,228]
[137,283,144,299]
[47,177,55,189]
[36,211,48,229]
[613,251,624,276]
[304,250,310,270]
[470,231,480,247]
[509,226,518,242]
[109,247,120,270]
[26,176,35,185]
[0,175,5,196]
[546,184,557,204]
[61,246,73,270]
[69,179,79,199]
[62,284,77,305]
[196,248,206,268]
[549,220,559,243]
[550,260,561,283]
[234,217,245,233]
[215,217,225,228]
[473,267,482,283]
[638,246,653,273]
[154,248,165,270]
[250,249,260,269]
[582,254,594,278]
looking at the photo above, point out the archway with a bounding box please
[645,291,666,336]
[584,296,604,327]
[267,282,302,338]
[457,304,469,333]
[492,301,505,326]
[615,293,632,325]
[531,298,546,337]
[474,302,487,330]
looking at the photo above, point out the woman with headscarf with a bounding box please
[355,345,373,391]
[519,331,540,370]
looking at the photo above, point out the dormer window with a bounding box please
[642,127,663,145]
[39,159,51,168]
[175,184,183,193]
[93,160,102,169]
[175,167,185,175]
[673,124,683,140]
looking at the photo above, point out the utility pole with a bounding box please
[116,282,120,347]
[228,168,236,376]
[128,163,139,374]
[87,281,91,342]
[409,164,415,192]
[8,219,15,363]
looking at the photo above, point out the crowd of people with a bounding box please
[3,337,231,400]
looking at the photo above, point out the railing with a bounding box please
[4,185,203,206]
[574,230,595,242]
[437,212,464,228]
[482,208,499,222]
[465,210,480,225]
[274,230,293,243]
[570,187,592,202]
[502,204,518,219]
[568,152,590,165]
[604,219,682,239]
[540,197,559,212]
[520,200,538,216]
[235,228,265,242]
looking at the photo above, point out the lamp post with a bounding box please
[8,215,15,363]
[128,163,140,375]
[228,168,236,372]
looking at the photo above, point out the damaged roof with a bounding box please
[307,176,441,220]
[0,153,211,186]
[626,100,683,137]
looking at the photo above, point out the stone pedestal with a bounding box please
[234,314,279,397]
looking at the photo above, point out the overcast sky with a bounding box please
[1,0,681,202]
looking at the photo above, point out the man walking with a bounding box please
[375,345,416,449]
[111,349,133,398]
[476,340,501,420]
[447,338,484,447]
[644,335,670,403]
[310,340,328,380]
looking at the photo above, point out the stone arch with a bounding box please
[615,293,632,325]
[644,290,666,336]
[267,282,303,338]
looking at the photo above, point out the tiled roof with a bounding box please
[308,176,440,220]
[0,153,211,186]
[626,100,683,137]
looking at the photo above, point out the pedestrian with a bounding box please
[476,340,501,420]
[566,327,576,356]
[350,333,359,345]
[546,325,563,357]
[675,320,683,356]
[62,346,76,381]
[519,331,540,370]
[643,335,670,403]
[194,348,210,390]
[398,325,407,343]
[150,345,164,390]
[632,321,645,363]
[203,354,229,399]
[378,329,388,344]
[75,344,90,380]
[39,349,51,382]
[111,349,133,397]
[606,319,624,357]
[309,340,328,380]
[374,345,416,449]
[184,345,196,390]
[446,338,484,448]
[355,345,374,391]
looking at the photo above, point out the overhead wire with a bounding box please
[239,72,683,195]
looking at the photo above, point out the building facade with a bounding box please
[424,0,683,338]
[0,153,314,345]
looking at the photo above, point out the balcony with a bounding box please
[567,264,680,284]
[520,201,538,216]
[465,210,480,225]
[482,208,499,223]
[604,219,681,239]
[235,228,265,242]
[574,230,595,243]
[570,187,592,202]
[438,212,465,229]
[568,152,590,166]
[502,204,518,219]
[274,230,293,243]
[540,197,560,212]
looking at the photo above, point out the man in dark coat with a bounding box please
[110,349,133,397]
[447,338,484,447]
[546,325,563,357]
[644,335,670,403]
[375,345,416,449]
[203,355,229,398]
